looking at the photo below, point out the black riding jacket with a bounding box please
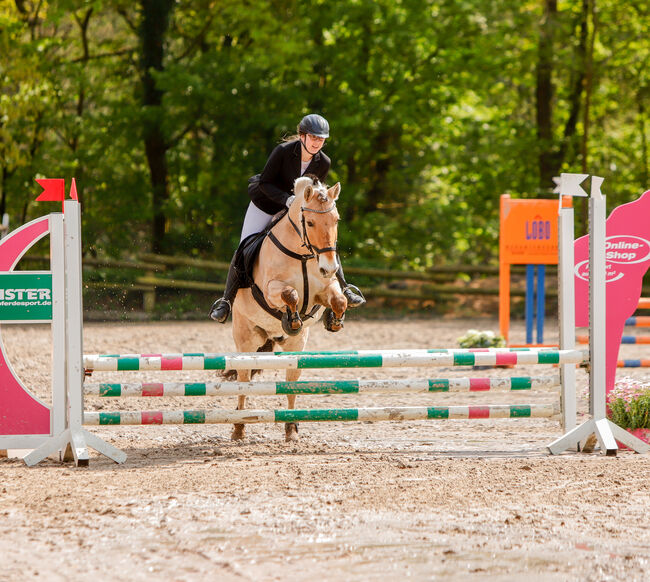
[248,140,331,215]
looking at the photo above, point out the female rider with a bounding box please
[209,113,365,322]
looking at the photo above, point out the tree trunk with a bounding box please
[580,0,596,235]
[562,0,589,167]
[140,0,174,253]
[0,166,6,218]
[536,0,557,189]
[639,95,649,187]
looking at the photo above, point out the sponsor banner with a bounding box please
[500,198,558,265]
[575,235,650,283]
[0,272,53,321]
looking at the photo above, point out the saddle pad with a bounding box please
[235,208,289,288]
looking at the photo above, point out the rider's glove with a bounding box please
[285,195,296,208]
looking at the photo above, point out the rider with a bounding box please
[209,113,365,322]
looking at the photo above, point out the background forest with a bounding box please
[1,0,648,271]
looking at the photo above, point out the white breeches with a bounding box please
[240,202,275,242]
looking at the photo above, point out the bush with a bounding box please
[457,329,506,349]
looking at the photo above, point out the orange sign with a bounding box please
[499,195,562,343]
[499,197,558,264]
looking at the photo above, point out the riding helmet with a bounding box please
[298,114,330,138]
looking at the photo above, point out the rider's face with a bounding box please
[303,133,326,155]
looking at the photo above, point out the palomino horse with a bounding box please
[230,175,348,441]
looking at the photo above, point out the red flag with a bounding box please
[69,177,78,200]
[35,179,65,202]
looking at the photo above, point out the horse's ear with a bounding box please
[294,176,312,200]
[303,185,313,202]
[328,182,341,201]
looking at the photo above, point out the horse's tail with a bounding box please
[220,338,275,380]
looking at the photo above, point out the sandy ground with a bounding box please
[1,317,650,582]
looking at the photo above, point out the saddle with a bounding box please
[233,209,288,289]
[232,208,322,324]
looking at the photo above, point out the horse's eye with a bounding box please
[307,220,315,227]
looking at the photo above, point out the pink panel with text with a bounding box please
[574,190,650,393]
[0,217,52,436]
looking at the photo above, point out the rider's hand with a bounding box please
[285,195,295,208]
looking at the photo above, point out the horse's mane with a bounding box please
[303,173,320,185]
[300,174,329,203]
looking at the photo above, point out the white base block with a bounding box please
[1,449,33,459]
[23,428,126,467]
[548,418,650,456]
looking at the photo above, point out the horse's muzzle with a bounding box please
[318,254,338,278]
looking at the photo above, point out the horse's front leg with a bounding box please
[321,282,348,332]
[284,369,300,442]
[266,280,303,336]
[230,312,267,441]
[232,369,250,440]
[282,332,309,442]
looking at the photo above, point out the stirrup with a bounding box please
[343,284,366,308]
[209,298,231,323]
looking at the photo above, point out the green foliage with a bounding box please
[151,292,201,319]
[1,0,648,267]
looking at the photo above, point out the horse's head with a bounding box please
[293,175,341,279]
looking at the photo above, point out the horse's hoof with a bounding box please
[285,422,299,442]
[323,307,345,332]
[281,309,303,336]
[330,321,344,332]
[231,424,246,440]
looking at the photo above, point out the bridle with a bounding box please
[286,202,338,258]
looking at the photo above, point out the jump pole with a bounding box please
[84,375,562,397]
[84,404,560,426]
[83,348,586,372]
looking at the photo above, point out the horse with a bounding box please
[229,175,348,441]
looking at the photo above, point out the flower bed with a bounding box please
[608,376,650,448]
[457,329,506,349]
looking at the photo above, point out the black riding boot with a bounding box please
[336,259,366,308]
[209,255,241,323]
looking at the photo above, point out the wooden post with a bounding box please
[143,269,156,312]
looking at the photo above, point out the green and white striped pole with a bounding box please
[83,349,587,372]
[84,403,559,426]
[84,375,560,397]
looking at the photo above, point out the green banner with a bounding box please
[0,272,53,322]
